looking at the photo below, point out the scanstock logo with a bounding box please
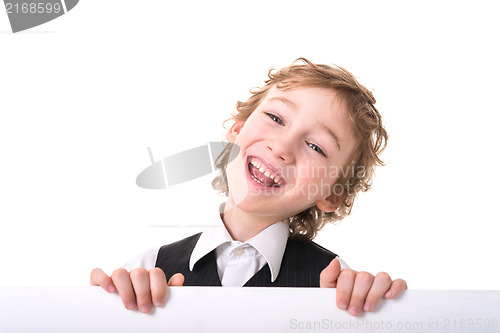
[4,0,79,33]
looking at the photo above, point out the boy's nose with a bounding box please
[267,140,295,164]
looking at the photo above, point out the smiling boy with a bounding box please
[91,58,407,316]
[223,85,359,237]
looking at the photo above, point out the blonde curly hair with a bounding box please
[212,58,388,241]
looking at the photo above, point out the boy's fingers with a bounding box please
[90,268,116,293]
[319,259,341,288]
[149,268,168,307]
[347,271,374,316]
[363,272,392,312]
[385,278,408,298]
[111,268,137,311]
[130,268,153,313]
[335,269,356,311]
[168,273,185,287]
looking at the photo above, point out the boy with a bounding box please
[91,58,407,317]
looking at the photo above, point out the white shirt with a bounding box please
[123,202,348,285]
[190,203,289,286]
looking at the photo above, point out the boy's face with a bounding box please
[226,85,359,223]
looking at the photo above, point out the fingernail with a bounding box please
[385,290,393,298]
[348,306,359,316]
[106,285,116,293]
[140,304,151,313]
[338,301,348,310]
[364,302,372,312]
[153,299,164,307]
[126,302,136,310]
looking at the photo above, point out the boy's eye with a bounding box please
[266,113,283,125]
[308,142,327,157]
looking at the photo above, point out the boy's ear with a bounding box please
[316,193,342,213]
[226,120,245,143]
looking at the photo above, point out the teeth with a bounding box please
[249,157,284,186]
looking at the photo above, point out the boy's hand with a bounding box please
[90,267,184,313]
[320,259,407,316]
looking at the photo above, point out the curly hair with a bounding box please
[212,58,388,241]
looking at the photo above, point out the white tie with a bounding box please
[220,244,262,287]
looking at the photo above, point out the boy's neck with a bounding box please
[221,201,283,242]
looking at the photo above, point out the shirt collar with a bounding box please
[189,202,290,282]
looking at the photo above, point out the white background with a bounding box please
[1,0,499,289]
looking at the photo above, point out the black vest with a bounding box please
[155,233,337,287]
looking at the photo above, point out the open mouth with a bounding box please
[247,156,284,187]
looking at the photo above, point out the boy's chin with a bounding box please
[228,190,276,210]
[226,198,283,218]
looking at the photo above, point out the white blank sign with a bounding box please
[1,287,499,332]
